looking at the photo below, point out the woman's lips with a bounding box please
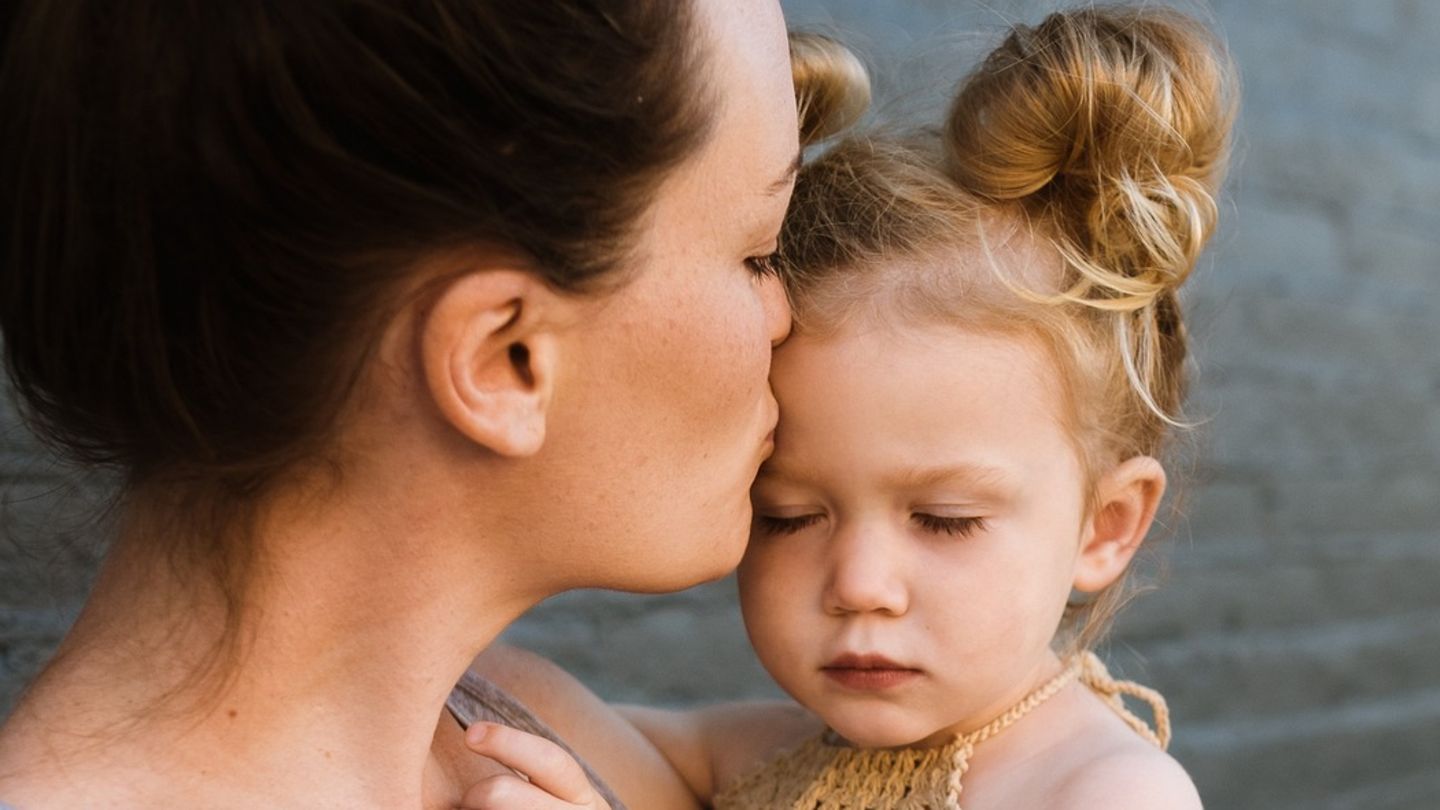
[821,654,922,691]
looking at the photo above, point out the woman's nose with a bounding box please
[822,526,909,617]
[760,272,792,346]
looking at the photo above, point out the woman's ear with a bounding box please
[419,270,561,458]
[1073,456,1167,593]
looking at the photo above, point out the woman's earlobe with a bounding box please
[420,271,557,458]
[1072,456,1167,593]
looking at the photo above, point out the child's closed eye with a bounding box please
[754,513,825,536]
[912,513,986,538]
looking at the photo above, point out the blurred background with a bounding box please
[4,1,1439,808]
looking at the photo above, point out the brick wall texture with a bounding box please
[3,2,1438,808]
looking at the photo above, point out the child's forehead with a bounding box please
[772,321,1067,429]
[776,318,1054,384]
[785,233,1067,341]
[767,318,1081,469]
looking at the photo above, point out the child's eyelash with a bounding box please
[755,514,822,535]
[913,514,986,537]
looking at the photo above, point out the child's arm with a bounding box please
[461,720,614,810]
[617,700,822,804]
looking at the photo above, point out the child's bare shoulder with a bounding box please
[1051,731,1201,810]
[987,684,1200,810]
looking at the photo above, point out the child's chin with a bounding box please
[827,717,942,750]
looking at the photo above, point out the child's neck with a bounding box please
[906,650,1070,750]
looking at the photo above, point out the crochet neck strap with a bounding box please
[712,651,1171,810]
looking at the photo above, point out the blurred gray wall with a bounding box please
[4,2,1440,808]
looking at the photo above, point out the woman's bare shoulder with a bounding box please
[466,643,702,810]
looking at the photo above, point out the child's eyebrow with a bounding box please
[752,462,806,487]
[885,463,1017,496]
[764,150,803,196]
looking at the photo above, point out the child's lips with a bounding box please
[821,653,923,691]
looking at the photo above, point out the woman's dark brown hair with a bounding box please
[0,0,711,495]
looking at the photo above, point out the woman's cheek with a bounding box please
[685,291,768,436]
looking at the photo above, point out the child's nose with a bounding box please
[822,524,909,616]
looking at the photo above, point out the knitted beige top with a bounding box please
[714,652,1170,810]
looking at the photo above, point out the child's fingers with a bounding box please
[463,721,603,808]
[460,773,600,809]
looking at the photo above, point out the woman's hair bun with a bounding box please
[790,32,871,146]
[945,6,1236,309]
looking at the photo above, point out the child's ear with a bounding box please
[1073,456,1167,593]
[419,269,562,458]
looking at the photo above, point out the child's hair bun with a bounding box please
[790,32,872,146]
[945,6,1235,310]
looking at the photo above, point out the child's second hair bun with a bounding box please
[944,6,1236,310]
[791,32,872,146]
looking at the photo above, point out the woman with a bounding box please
[0,0,861,806]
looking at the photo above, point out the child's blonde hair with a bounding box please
[779,5,1237,650]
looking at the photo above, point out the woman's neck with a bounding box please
[0,478,538,808]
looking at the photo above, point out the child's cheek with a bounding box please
[737,543,802,646]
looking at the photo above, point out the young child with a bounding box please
[460,6,1235,809]
[613,6,1236,809]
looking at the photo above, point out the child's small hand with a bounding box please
[459,721,612,810]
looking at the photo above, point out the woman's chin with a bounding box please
[619,530,748,594]
[686,497,756,581]
[682,528,750,588]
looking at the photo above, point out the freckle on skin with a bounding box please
[227,709,237,719]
